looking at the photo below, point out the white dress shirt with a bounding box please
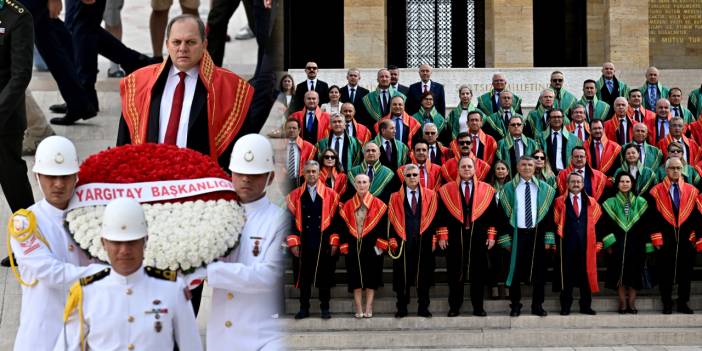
[629,165,639,178]
[421,80,432,92]
[673,138,688,161]
[552,130,564,170]
[516,178,538,229]
[512,136,524,159]
[471,133,481,155]
[331,134,345,166]
[159,65,199,147]
[12,200,102,351]
[205,196,287,350]
[460,180,473,200]
[458,109,469,133]
[569,192,582,213]
[308,78,318,91]
[406,186,419,202]
[307,184,318,202]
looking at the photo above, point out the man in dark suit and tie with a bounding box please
[339,68,369,117]
[117,15,271,171]
[407,64,446,116]
[292,61,329,112]
[388,65,409,96]
[596,62,629,118]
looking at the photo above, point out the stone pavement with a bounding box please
[0,3,289,350]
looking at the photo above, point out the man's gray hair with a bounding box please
[403,164,419,173]
[364,142,379,152]
[303,160,319,170]
[540,88,556,98]
[423,122,437,133]
[567,171,584,183]
[166,14,206,42]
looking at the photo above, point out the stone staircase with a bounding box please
[283,256,702,349]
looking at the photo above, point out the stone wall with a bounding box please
[343,0,387,68]
[649,0,702,68]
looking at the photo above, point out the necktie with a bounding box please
[419,164,426,187]
[648,85,657,107]
[350,87,356,103]
[635,110,641,122]
[595,141,602,168]
[577,125,584,141]
[385,140,393,162]
[308,187,316,202]
[382,90,389,115]
[504,111,510,125]
[674,107,680,117]
[472,135,478,155]
[514,138,522,160]
[334,136,341,155]
[639,143,644,162]
[550,132,559,170]
[394,117,402,141]
[287,142,297,178]
[524,181,533,228]
[306,111,315,133]
[672,183,680,216]
[588,101,594,120]
[658,119,666,142]
[464,181,472,227]
[606,80,613,93]
[164,71,187,145]
[573,194,580,217]
[309,80,315,92]
[430,145,436,162]
[423,84,428,93]
[410,190,418,214]
[367,165,374,183]
[618,119,626,144]
[347,123,353,137]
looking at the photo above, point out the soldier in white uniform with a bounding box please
[55,198,202,351]
[8,136,104,351]
[189,134,288,350]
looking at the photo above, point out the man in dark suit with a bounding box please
[116,15,274,172]
[292,61,329,112]
[407,64,445,116]
[596,62,629,118]
[339,68,369,116]
[388,65,409,96]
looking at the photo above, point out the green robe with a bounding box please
[446,103,483,139]
[536,88,577,114]
[484,107,518,140]
[595,76,630,103]
[496,135,539,176]
[412,107,446,133]
[670,104,696,124]
[347,161,395,197]
[656,163,701,187]
[577,96,610,121]
[525,106,570,138]
[688,87,702,118]
[620,142,663,170]
[370,135,409,169]
[316,134,363,171]
[613,163,658,196]
[497,177,556,286]
[639,82,670,111]
[362,87,406,121]
[536,128,583,167]
[477,89,523,115]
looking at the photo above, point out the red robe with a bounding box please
[556,165,607,201]
[644,112,672,145]
[583,136,622,176]
[626,105,655,124]
[603,115,635,145]
[649,178,698,247]
[436,179,497,241]
[290,107,331,143]
[396,160,442,190]
[119,51,254,159]
[440,155,491,183]
[388,186,440,246]
[410,142,451,165]
[338,192,388,253]
[373,111,421,149]
[553,194,602,292]
[351,120,372,144]
[657,134,701,165]
[566,121,590,142]
[448,130,497,165]
[685,120,702,147]
[293,137,317,176]
[319,167,348,196]
[285,181,339,248]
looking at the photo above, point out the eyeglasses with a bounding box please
[306,67,318,70]
[669,149,683,153]
[533,155,545,160]
[424,131,436,135]
[551,79,563,82]
[323,155,336,160]
[405,173,419,177]
[458,140,471,145]
[509,123,522,127]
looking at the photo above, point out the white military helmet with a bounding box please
[101,198,148,242]
[228,134,275,174]
[33,136,80,175]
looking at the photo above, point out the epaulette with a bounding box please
[4,0,26,14]
[145,266,177,282]
[80,268,110,286]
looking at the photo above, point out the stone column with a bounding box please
[344,0,387,68]
[604,0,649,69]
[484,0,533,67]
[587,0,606,65]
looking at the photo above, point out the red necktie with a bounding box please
[410,190,418,214]
[419,164,427,187]
[464,181,472,227]
[588,101,594,120]
[164,71,187,145]
[577,125,584,141]
[423,84,428,93]
[595,141,602,167]
[573,194,580,217]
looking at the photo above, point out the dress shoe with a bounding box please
[320,309,332,319]
[417,309,432,318]
[50,103,67,114]
[626,307,638,314]
[235,26,255,40]
[107,67,126,78]
[447,310,460,317]
[394,308,408,318]
[509,303,522,317]
[472,309,487,317]
[580,308,597,315]
[1,255,14,267]
[50,110,98,125]
[531,307,548,317]
[294,309,310,320]
[662,304,673,314]
[618,308,627,314]
[677,304,694,314]
[560,308,571,316]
